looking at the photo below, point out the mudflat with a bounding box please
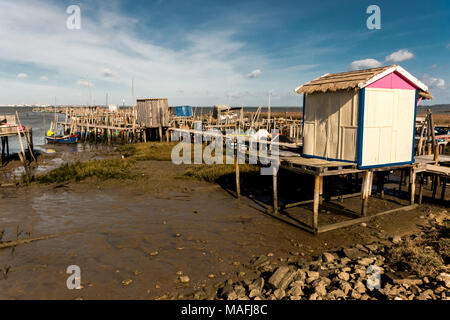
[1,156,446,299]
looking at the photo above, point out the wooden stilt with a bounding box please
[368,171,374,196]
[16,126,30,181]
[410,167,416,205]
[432,176,438,200]
[318,205,418,233]
[319,176,324,205]
[235,157,240,199]
[312,175,320,232]
[273,166,278,214]
[418,174,424,205]
[361,170,372,216]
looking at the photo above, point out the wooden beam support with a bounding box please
[312,175,320,233]
[418,174,424,205]
[361,170,372,216]
[319,176,324,205]
[284,192,361,209]
[432,176,438,200]
[318,204,418,233]
[235,156,240,199]
[273,166,278,214]
[410,166,416,205]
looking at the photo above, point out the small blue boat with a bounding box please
[46,134,79,144]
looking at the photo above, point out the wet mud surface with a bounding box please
[1,158,447,299]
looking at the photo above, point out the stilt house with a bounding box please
[295,65,433,168]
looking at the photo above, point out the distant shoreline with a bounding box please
[0,104,449,114]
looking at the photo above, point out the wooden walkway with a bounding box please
[172,127,448,234]
[236,153,449,234]
[420,164,450,176]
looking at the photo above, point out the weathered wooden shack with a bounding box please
[295,65,432,169]
[136,98,170,128]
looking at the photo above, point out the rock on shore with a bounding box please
[185,210,449,300]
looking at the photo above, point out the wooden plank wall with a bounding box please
[136,98,170,128]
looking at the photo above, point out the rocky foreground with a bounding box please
[183,210,449,300]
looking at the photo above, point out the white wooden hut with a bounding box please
[295,65,432,169]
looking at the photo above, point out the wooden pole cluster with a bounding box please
[416,110,440,162]
[169,106,303,144]
[0,112,34,180]
[53,106,146,145]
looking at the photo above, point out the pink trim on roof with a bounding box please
[367,71,417,90]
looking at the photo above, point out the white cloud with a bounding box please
[447,43,450,49]
[349,59,382,71]
[385,49,414,63]
[247,69,261,78]
[102,68,114,77]
[17,73,28,78]
[0,1,270,105]
[40,76,48,81]
[422,74,446,89]
[349,49,415,72]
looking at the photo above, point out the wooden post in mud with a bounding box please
[361,170,372,216]
[235,159,240,199]
[273,166,278,214]
[417,122,425,156]
[159,125,163,142]
[428,111,439,164]
[410,166,416,205]
[16,127,26,161]
[432,176,438,200]
[319,176,324,205]
[235,137,240,199]
[312,175,320,232]
[418,174,424,205]
[16,126,31,181]
[15,112,35,162]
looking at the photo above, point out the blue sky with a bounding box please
[0,0,448,106]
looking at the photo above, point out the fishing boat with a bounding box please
[46,134,79,144]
